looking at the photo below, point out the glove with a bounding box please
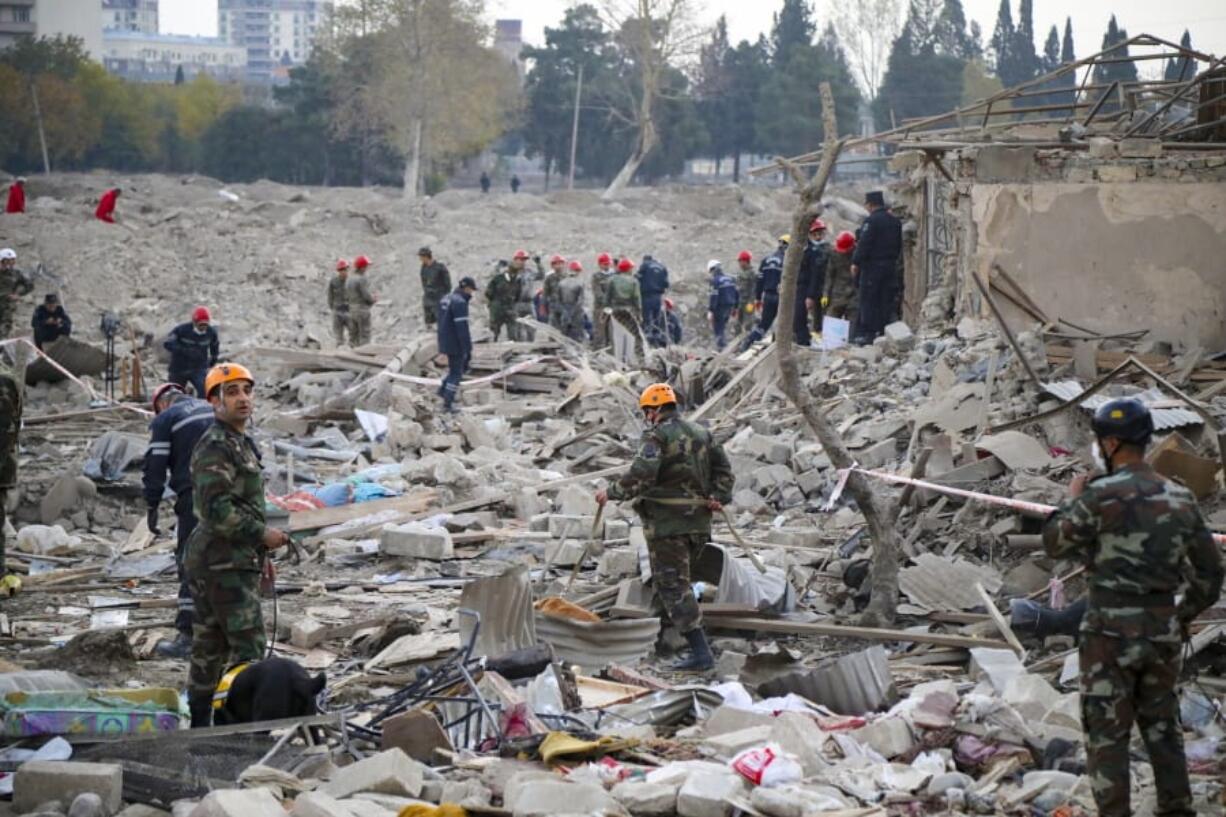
[146,507,161,536]
[821,296,830,308]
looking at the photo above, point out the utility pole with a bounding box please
[567,64,583,191]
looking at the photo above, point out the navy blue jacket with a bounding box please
[142,395,214,508]
[708,272,739,313]
[164,322,219,375]
[798,240,829,301]
[852,208,903,274]
[637,259,670,298]
[31,305,72,349]
[755,248,785,299]
[437,289,473,358]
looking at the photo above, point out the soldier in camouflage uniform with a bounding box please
[0,359,21,575]
[597,383,734,672]
[418,247,451,327]
[606,258,643,366]
[487,251,527,342]
[541,254,566,329]
[733,251,757,337]
[0,249,33,339]
[184,363,290,728]
[326,259,350,346]
[822,232,859,330]
[345,255,376,347]
[591,253,615,349]
[1043,398,1222,817]
[556,260,586,342]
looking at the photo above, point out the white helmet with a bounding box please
[0,249,15,261]
[706,259,721,273]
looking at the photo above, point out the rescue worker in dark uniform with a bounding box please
[596,384,734,671]
[185,363,290,728]
[437,277,477,412]
[418,247,451,328]
[164,307,220,397]
[1043,398,1223,817]
[795,218,829,346]
[737,235,788,352]
[706,260,738,351]
[143,382,215,658]
[31,294,72,350]
[637,255,670,348]
[851,191,902,344]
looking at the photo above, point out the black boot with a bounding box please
[189,693,213,729]
[154,631,192,659]
[672,628,714,672]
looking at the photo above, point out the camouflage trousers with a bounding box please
[647,533,707,634]
[1080,632,1193,817]
[187,568,267,699]
[0,373,21,574]
[825,298,858,335]
[331,310,349,346]
[348,310,371,348]
[489,308,517,342]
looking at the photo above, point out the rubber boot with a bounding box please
[672,628,714,672]
[154,631,192,659]
[188,693,213,729]
[1009,598,1041,632]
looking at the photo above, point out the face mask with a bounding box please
[194,325,207,335]
[1091,441,1109,473]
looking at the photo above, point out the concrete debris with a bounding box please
[319,749,425,799]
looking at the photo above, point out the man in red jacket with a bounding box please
[5,178,25,214]
[95,187,121,223]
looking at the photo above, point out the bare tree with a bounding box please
[828,0,903,101]
[598,0,702,199]
[774,83,902,626]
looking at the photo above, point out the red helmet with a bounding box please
[597,252,612,266]
[737,250,752,263]
[192,306,211,323]
[354,255,372,269]
[335,258,350,271]
[664,298,675,310]
[617,258,634,272]
[568,260,583,272]
[810,218,827,233]
[513,249,530,261]
[835,231,856,253]
[151,382,184,414]
[549,253,565,266]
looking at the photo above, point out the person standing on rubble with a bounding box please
[851,191,901,344]
[143,382,215,659]
[346,255,376,347]
[165,306,220,397]
[185,363,290,728]
[487,250,527,341]
[542,254,566,329]
[795,218,829,346]
[606,258,643,366]
[418,247,451,328]
[591,253,616,349]
[556,260,587,342]
[1042,398,1222,817]
[437,277,477,413]
[706,260,738,351]
[0,249,33,340]
[479,171,491,194]
[736,235,788,352]
[823,231,859,330]
[327,259,350,346]
[95,187,121,223]
[733,250,756,337]
[596,383,733,671]
[637,254,670,348]
[5,178,25,214]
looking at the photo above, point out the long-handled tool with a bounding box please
[564,504,605,592]
[642,496,767,574]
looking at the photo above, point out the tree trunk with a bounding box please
[603,108,657,200]
[732,150,741,184]
[775,83,902,627]
[544,159,551,192]
[402,117,423,199]
[29,81,50,176]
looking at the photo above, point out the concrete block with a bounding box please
[969,647,1026,693]
[511,780,626,817]
[645,760,731,787]
[1096,164,1138,183]
[746,433,790,464]
[676,771,747,817]
[611,781,679,817]
[856,439,897,470]
[321,748,424,799]
[189,789,285,817]
[1003,673,1062,721]
[422,433,463,450]
[848,717,915,758]
[751,464,794,492]
[439,779,492,807]
[292,792,362,817]
[598,547,639,578]
[703,705,776,737]
[792,445,830,473]
[769,712,829,777]
[1087,137,1118,159]
[379,523,453,560]
[701,724,774,758]
[973,145,1037,182]
[543,538,586,566]
[764,527,824,548]
[381,709,453,764]
[528,512,551,532]
[795,470,824,496]
[1118,138,1162,158]
[548,514,595,538]
[14,761,123,815]
[555,485,598,517]
[503,771,562,811]
[604,518,631,540]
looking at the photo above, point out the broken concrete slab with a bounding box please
[676,771,747,817]
[381,709,454,765]
[379,522,454,560]
[610,781,679,817]
[511,779,626,817]
[14,760,122,815]
[969,647,1027,693]
[701,724,775,758]
[320,748,424,799]
[848,716,916,759]
[189,789,286,817]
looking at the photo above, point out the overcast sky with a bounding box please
[161,0,1226,62]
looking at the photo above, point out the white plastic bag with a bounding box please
[730,743,803,787]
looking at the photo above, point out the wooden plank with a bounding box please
[975,582,1026,659]
[289,491,438,533]
[691,344,777,422]
[710,616,1011,650]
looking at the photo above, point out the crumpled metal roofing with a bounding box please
[757,645,898,716]
[534,612,660,670]
[899,552,1002,612]
[1043,382,1202,431]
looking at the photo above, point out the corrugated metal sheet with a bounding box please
[1044,382,1202,431]
[458,564,537,658]
[756,645,898,716]
[534,613,660,669]
[899,552,1002,612]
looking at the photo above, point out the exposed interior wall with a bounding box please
[967,182,1226,350]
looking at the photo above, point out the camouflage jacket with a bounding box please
[345,273,374,313]
[1042,462,1223,640]
[327,275,348,313]
[185,421,267,574]
[592,269,614,307]
[605,274,642,314]
[486,269,523,313]
[736,266,756,305]
[420,260,451,299]
[823,251,858,305]
[609,411,734,536]
[542,270,563,307]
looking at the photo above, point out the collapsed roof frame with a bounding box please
[752,33,1226,175]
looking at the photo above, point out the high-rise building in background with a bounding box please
[0,0,103,56]
[218,0,329,83]
[102,0,158,35]
[494,19,524,83]
[103,31,246,83]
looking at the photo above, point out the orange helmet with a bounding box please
[639,383,677,409]
[204,362,254,399]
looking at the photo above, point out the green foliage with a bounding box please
[1092,15,1138,88]
[1165,30,1194,83]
